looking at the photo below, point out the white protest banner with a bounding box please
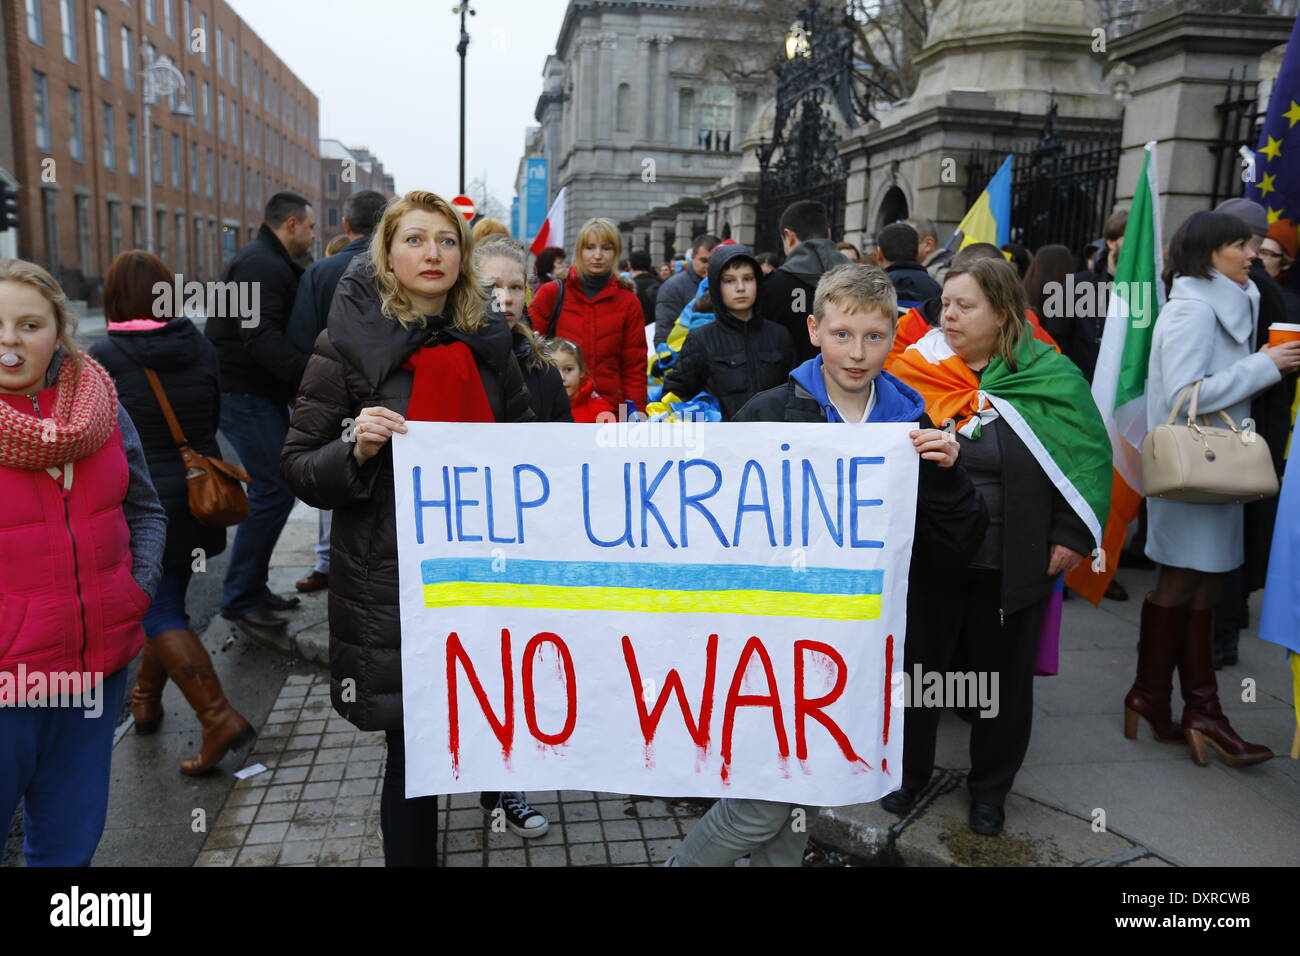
[393,421,917,805]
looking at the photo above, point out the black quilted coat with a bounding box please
[281,253,534,731]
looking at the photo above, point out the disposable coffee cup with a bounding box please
[1268,323,1300,346]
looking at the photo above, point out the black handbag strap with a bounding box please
[549,279,565,338]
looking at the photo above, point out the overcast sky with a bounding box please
[227,0,571,209]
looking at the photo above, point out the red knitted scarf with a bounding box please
[0,353,119,470]
[401,340,495,422]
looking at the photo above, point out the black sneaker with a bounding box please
[969,801,1005,836]
[880,787,919,816]
[481,791,549,838]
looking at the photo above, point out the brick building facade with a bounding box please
[4,0,320,301]
[318,138,396,246]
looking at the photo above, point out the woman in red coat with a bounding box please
[530,217,647,409]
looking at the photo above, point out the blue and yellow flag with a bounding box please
[1246,17,1300,230]
[956,154,1012,250]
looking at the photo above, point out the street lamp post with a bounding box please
[140,47,193,255]
[453,3,476,195]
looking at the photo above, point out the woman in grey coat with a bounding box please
[1125,211,1300,768]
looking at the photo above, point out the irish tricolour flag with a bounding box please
[1066,141,1166,603]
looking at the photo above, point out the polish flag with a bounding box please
[529,186,568,255]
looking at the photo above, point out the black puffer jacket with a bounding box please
[663,245,794,419]
[513,327,572,422]
[281,253,535,732]
[91,319,226,570]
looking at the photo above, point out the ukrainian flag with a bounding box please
[420,558,884,622]
[956,154,1013,250]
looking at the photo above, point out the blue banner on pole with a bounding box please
[511,196,520,240]
[524,158,549,243]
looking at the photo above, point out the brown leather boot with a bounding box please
[151,629,257,775]
[1123,598,1186,743]
[1178,607,1273,768]
[131,639,168,734]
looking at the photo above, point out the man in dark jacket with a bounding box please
[284,189,387,595]
[654,233,719,345]
[907,216,954,286]
[662,244,794,419]
[629,249,661,326]
[876,221,942,308]
[758,200,850,368]
[206,191,316,630]
[1057,209,1127,383]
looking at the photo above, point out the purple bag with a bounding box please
[1035,576,1065,677]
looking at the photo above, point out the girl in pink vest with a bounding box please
[0,259,166,866]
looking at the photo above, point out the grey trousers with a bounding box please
[668,798,807,867]
[314,509,332,575]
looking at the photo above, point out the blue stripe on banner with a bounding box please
[419,558,884,596]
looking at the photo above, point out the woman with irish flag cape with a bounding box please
[886,257,1112,836]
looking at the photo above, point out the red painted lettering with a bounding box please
[522,632,578,745]
[622,634,717,760]
[793,640,863,764]
[446,629,514,772]
[720,636,789,777]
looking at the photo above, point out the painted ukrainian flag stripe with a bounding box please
[419,559,884,620]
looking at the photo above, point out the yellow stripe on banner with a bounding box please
[423,582,882,621]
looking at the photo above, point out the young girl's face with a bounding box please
[479,256,526,327]
[554,350,582,398]
[0,280,61,395]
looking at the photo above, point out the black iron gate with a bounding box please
[756,0,870,253]
[1208,68,1262,209]
[964,103,1121,257]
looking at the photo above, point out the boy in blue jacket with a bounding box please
[667,263,987,866]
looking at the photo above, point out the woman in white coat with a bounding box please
[1125,211,1300,767]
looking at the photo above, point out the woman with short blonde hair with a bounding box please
[283,190,534,866]
[530,217,647,408]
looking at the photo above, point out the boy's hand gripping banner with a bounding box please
[393,422,918,805]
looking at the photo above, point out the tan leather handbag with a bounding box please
[1141,381,1278,504]
[142,368,252,527]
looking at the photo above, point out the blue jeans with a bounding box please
[143,567,194,637]
[218,393,297,616]
[0,667,129,865]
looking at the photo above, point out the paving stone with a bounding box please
[598,799,632,819]
[338,778,377,797]
[489,848,526,866]
[284,674,313,685]
[302,781,342,801]
[561,802,599,822]
[640,818,682,838]
[608,841,650,865]
[271,766,309,785]
[278,750,315,767]
[334,795,373,817]
[203,827,247,850]
[445,828,484,852]
[287,734,321,750]
[328,818,367,840]
[278,841,321,865]
[602,820,641,841]
[286,820,329,842]
[194,848,238,868]
[446,851,481,867]
[215,806,257,828]
[319,837,362,864]
[223,789,264,808]
[344,760,381,779]
[565,821,604,844]
[360,857,385,867]
[234,844,281,867]
[308,763,345,782]
[646,838,677,863]
[446,809,482,831]
[263,784,303,804]
[314,747,351,765]
[569,843,609,866]
[321,732,355,749]
[293,800,335,821]
[350,745,385,762]
[245,821,291,845]
[447,792,480,810]
[295,719,327,735]
[254,802,297,824]
[528,846,568,867]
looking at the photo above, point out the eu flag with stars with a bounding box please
[1247,17,1300,244]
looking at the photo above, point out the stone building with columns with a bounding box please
[524,0,776,262]
[520,0,1299,264]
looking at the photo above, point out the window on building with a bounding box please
[102,102,115,168]
[190,141,198,194]
[616,84,631,132]
[199,13,208,64]
[69,87,84,161]
[216,26,223,76]
[42,190,60,274]
[145,0,154,22]
[739,93,756,143]
[26,0,45,44]
[132,205,145,250]
[232,163,240,206]
[252,60,259,103]
[152,124,161,183]
[108,200,122,258]
[61,0,78,61]
[228,38,235,82]
[127,112,138,176]
[175,211,185,271]
[164,0,173,37]
[205,148,213,198]
[677,89,694,150]
[33,72,52,153]
[328,207,339,229]
[326,171,338,198]
[697,84,734,152]
[156,209,167,261]
[218,92,225,140]
[188,71,196,125]
[95,9,110,79]
[122,26,134,92]
[202,81,210,132]
[76,195,92,275]
[220,155,227,201]
[242,51,249,94]
[230,104,238,148]
[171,133,180,188]
[193,216,203,279]
[183,0,190,38]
